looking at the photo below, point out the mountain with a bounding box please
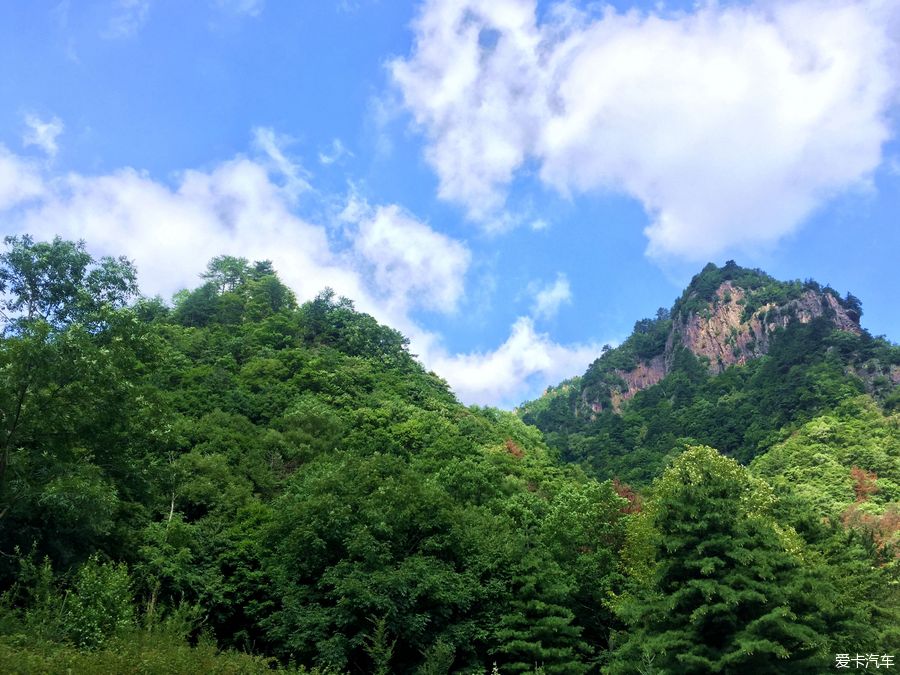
[1,239,897,673]
[0,238,625,673]
[519,261,899,482]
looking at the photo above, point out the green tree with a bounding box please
[0,235,137,330]
[491,551,589,674]
[0,236,162,581]
[201,255,250,294]
[608,446,826,674]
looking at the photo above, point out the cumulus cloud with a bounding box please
[391,0,545,221]
[531,273,571,319]
[427,316,600,408]
[0,146,45,210]
[23,114,64,157]
[0,132,597,408]
[345,198,471,314]
[391,0,900,259]
[15,160,361,309]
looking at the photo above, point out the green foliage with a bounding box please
[0,637,305,675]
[526,316,896,484]
[260,410,618,671]
[2,237,896,673]
[0,234,138,330]
[61,555,135,649]
[172,255,297,327]
[363,616,396,675]
[490,552,590,674]
[0,236,148,575]
[416,638,455,675]
[1,237,624,672]
[609,447,830,674]
[752,396,900,519]
[2,554,133,650]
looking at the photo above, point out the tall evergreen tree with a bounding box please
[608,446,826,674]
[491,550,589,674]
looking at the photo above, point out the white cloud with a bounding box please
[318,138,352,165]
[0,146,45,210]
[391,0,900,260]
[427,316,600,407]
[23,114,64,157]
[0,136,594,408]
[15,160,357,309]
[251,127,312,201]
[391,0,546,221]
[346,198,471,314]
[104,0,151,39]
[531,273,571,319]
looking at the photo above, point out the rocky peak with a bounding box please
[672,280,860,374]
[575,262,862,415]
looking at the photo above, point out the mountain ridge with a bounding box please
[518,260,899,484]
[527,260,880,417]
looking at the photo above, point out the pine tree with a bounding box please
[608,446,826,674]
[492,552,589,674]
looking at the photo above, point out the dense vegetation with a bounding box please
[670,260,857,321]
[520,263,899,484]
[1,238,896,673]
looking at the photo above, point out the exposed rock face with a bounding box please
[582,280,861,413]
[673,282,860,374]
[609,355,667,411]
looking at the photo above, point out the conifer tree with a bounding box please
[492,552,589,674]
[608,446,826,674]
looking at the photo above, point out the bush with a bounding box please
[61,555,135,649]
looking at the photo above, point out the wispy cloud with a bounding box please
[251,127,312,201]
[22,114,64,157]
[212,0,264,18]
[887,156,900,176]
[391,0,900,260]
[104,0,151,39]
[319,138,352,165]
[531,273,572,320]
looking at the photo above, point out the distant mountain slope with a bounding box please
[519,261,900,483]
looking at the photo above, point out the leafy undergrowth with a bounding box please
[0,634,317,675]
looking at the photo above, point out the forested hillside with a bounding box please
[520,261,900,482]
[1,238,897,673]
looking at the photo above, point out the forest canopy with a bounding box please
[0,236,896,674]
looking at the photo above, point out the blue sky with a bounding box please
[1,0,898,407]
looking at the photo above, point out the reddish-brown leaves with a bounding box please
[504,438,524,459]
[613,478,642,514]
[850,466,879,502]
